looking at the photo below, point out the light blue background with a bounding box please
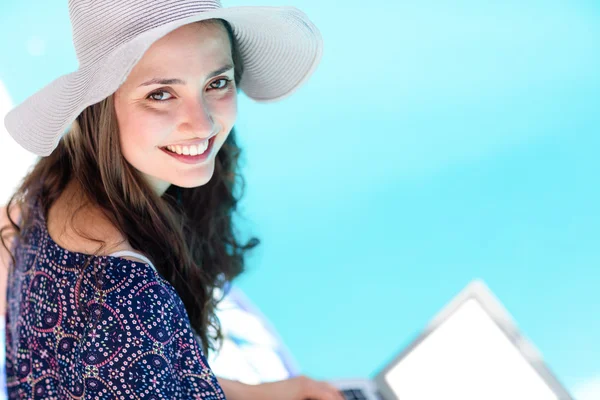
[1,0,599,396]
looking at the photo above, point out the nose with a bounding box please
[180,98,216,139]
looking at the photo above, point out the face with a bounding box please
[114,21,237,196]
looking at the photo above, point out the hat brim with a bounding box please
[4,6,323,157]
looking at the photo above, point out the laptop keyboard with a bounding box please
[341,389,368,400]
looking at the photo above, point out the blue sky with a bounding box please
[1,0,599,398]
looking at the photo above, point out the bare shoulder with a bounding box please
[0,200,149,316]
[48,196,149,264]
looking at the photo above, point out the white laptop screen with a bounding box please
[383,298,559,400]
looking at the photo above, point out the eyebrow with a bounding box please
[138,64,234,87]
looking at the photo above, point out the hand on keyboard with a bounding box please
[247,375,345,400]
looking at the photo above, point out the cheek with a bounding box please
[119,108,173,153]
[215,99,237,144]
[219,95,238,127]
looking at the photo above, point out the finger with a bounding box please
[334,388,346,400]
[319,382,345,400]
[309,381,345,400]
[304,382,330,400]
[318,381,345,400]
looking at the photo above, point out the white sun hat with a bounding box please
[3,0,323,156]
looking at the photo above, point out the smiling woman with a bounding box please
[1,18,248,399]
[0,0,332,399]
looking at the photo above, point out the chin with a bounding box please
[171,164,216,188]
[176,176,214,188]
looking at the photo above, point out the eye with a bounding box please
[147,90,173,102]
[209,78,232,91]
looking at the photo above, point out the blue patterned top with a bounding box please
[4,199,226,399]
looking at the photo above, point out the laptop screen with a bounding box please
[382,298,560,400]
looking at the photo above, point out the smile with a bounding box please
[165,140,209,156]
[160,136,216,165]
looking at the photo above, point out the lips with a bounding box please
[160,136,216,165]
[164,141,208,156]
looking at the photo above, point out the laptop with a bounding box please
[330,280,574,400]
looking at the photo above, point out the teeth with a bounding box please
[166,141,209,156]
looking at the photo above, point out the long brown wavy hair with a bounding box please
[0,19,259,355]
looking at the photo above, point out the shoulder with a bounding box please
[47,194,139,257]
[81,257,185,339]
[79,258,225,399]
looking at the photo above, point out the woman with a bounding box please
[0,0,343,398]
